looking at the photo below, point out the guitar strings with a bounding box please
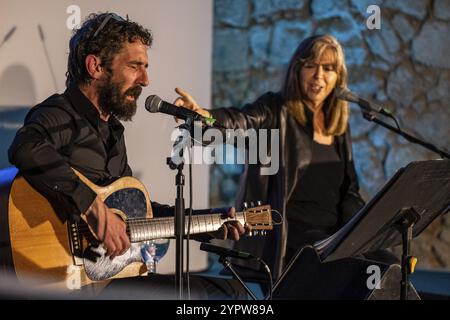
[75,211,262,241]
[76,211,260,230]
[75,211,261,234]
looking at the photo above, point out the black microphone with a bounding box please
[200,243,257,260]
[145,95,219,127]
[0,26,17,48]
[335,87,391,116]
[37,24,58,92]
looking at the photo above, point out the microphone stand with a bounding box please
[359,105,450,159]
[394,207,421,300]
[167,116,194,300]
[219,256,258,300]
[38,25,58,92]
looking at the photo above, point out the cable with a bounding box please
[270,209,284,226]
[257,258,273,300]
[385,113,402,132]
[175,123,218,148]
[186,138,193,300]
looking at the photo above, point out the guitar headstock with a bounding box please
[243,203,272,235]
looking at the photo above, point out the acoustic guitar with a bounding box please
[2,168,272,291]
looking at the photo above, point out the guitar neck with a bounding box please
[127,212,246,242]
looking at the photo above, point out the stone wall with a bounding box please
[211,0,450,269]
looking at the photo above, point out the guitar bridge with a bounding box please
[67,221,83,261]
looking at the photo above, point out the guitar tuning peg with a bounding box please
[250,201,255,207]
[243,202,248,209]
[253,230,260,236]
[261,230,266,236]
[257,200,262,206]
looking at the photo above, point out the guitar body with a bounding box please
[1,166,272,292]
[6,168,152,291]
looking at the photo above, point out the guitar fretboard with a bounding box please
[127,213,246,242]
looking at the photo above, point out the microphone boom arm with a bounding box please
[336,88,450,159]
[361,109,450,159]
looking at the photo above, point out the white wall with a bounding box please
[0,0,213,273]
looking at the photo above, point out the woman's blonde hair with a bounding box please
[282,34,349,136]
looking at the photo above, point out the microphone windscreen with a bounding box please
[145,95,162,113]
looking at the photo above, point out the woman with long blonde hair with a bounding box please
[175,35,366,280]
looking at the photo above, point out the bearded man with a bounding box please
[8,12,247,299]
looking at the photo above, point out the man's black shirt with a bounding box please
[8,85,132,222]
[8,85,213,243]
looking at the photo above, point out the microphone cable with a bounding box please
[256,258,273,300]
[170,123,193,299]
[186,134,193,300]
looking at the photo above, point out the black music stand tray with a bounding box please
[273,159,450,300]
[316,159,450,260]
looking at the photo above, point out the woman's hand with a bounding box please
[173,87,211,121]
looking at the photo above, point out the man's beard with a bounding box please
[97,75,142,121]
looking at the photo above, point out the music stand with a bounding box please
[313,159,450,299]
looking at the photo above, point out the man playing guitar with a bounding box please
[7,12,252,299]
